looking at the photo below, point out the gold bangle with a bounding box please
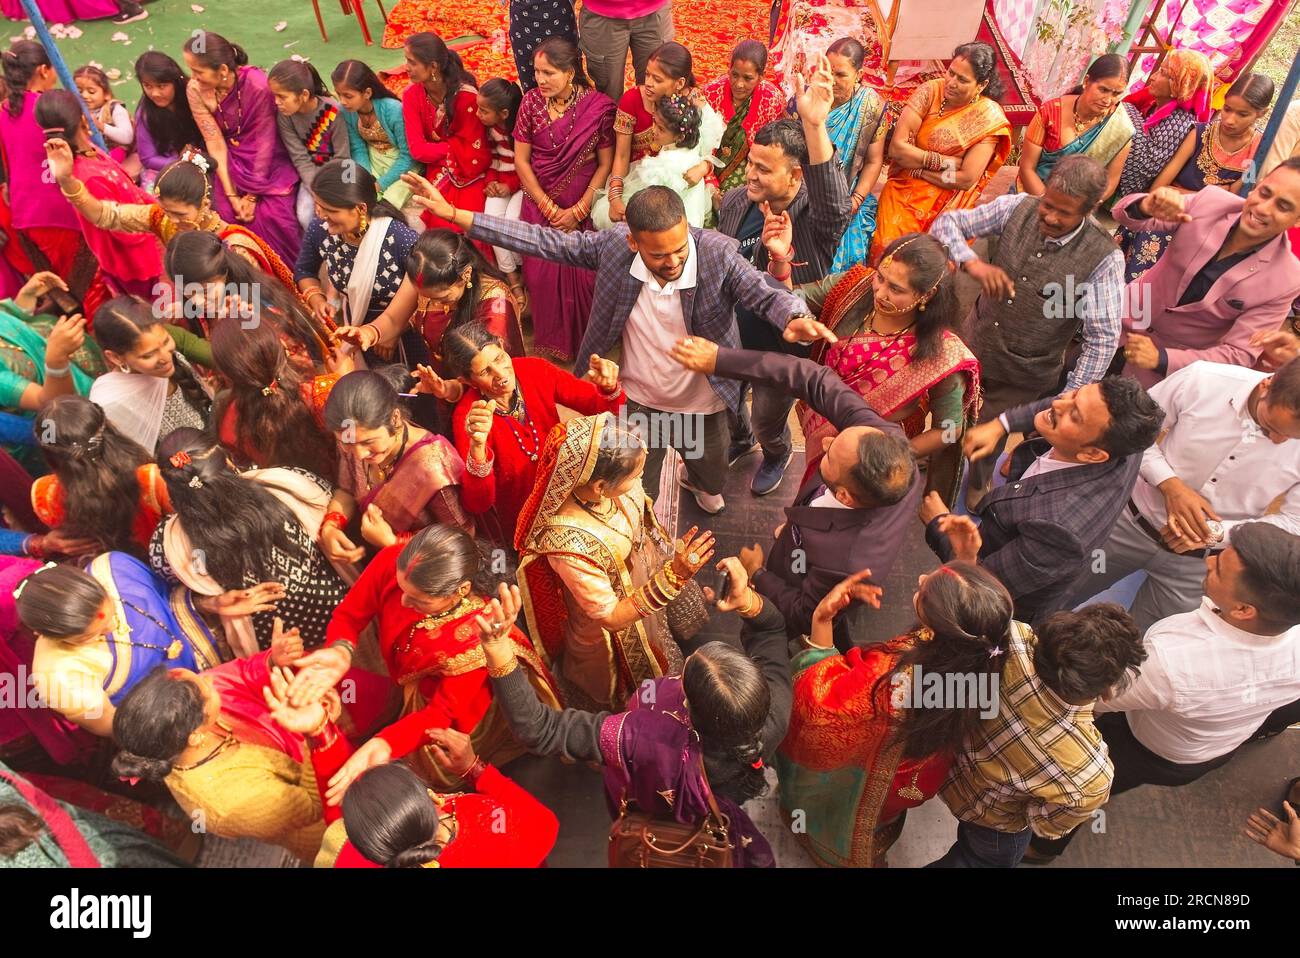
[738,587,757,616]
[661,561,685,590]
[629,590,654,618]
[59,181,86,199]
[486,657,518,679]
[653,570,682,603]
[304,289,326,303]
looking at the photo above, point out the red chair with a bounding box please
[311,0,389,46]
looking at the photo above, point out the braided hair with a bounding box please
[92,296,213,423]
[1,40,50,118]
[682,642,772,804]
[655,93,702,150]
[35,395,154,556]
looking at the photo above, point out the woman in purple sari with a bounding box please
[513,37,615,361]
[183,32,302,265]
[476,563,793,868]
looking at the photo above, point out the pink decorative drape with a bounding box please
[1133,0,1294,94]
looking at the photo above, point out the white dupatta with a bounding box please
[89,371,169,452]
[343,216,394,328]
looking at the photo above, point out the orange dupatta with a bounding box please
[869,79,1011,263]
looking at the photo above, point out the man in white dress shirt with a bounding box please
[1066,358,1300,633]
[1028,522,1300,860]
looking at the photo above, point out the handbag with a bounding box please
[607,756,734,868]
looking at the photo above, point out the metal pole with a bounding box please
[1242,45,1300,190]
[1112,0,1154,56]
[17,0,107,150]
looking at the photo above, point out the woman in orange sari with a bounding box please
[776,560,1014,867]
[870,41,1011,264]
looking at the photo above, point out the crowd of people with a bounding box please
[1,12,1299,870]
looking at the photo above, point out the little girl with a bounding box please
[133,52,202,192]
[75,65,133,163]
[331,59,420,222]
[477,78,524,297]
[594,93,722,229]
[269,59,351,230]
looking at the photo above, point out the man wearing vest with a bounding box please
[931,155,1124,510]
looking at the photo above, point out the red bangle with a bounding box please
[462,756,489,785]
[322,511,348,530]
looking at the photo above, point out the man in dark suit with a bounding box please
[671,339,919,640]
[922,378,1166,624]
[406,180,833,514]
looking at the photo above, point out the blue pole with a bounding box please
[1242,46,1300,191]
[17,0,107,150]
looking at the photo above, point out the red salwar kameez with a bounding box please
[403,85,492,234]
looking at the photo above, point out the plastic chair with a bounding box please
[311,0,389,45]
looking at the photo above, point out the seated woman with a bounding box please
[317,369,472,566]
[109,648,348,861]
[89,297,212,456]
[331,59,419,217]
[294,160,425,366]
[151,431,357,655]
[162,231,333,376]
[593,92,722,229]
[515,413,710,711]
[287,525,559,796]
[1115,48,1214,205]
[479,565,790,867]
[443,323,623,546]
[871,41,1011,263]
[1122,72,1274,283]
[133,51,203,193]
[44,146,297,289]
[31,395,168,558]
[0,271,102,475]
[334,229,525,374]
[771,230,979,501]
[700,40,786,196]
[16,559,224,737]
[36,90,162,300]
[313,727,558,868]
[816,37,888,272]
[1017,54,1133,203]
[210,317,339,481]
[776,560,1014,868]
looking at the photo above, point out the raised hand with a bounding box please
[333,324,381,352]
[669,336,719,374]
[671,526,717,579]
[794,54,836,127]
[584,353,620,392]
[937,513,983,562]
[813,568,883,627]
[269,616,305,668]
[413,363,458,400]
[760,200,793,262]
[44,314,87,364]
[964,260,1015,301]
[262,665,328,735]
[1249,328,1300,372]
[402,172,455,221]
[360,503,397,549]
[464,398,496,450]
[17,270,68,310]
[962,418,1007,462]
[1141,186,1192,223]
[42,137,76,183]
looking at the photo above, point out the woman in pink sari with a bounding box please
[36,91,161,302]
[513,37,615,361]
[183,32,302,265]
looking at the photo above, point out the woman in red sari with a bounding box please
[288,524,560,800]
[700,40,787,195]
[310,726,557,868]
[776,560,1014,867]
[36,91,163,301]
[401,32,490,235]
[444,322,624,546]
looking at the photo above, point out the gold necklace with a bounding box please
[174,720,237,771]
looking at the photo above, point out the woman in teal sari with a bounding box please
[1017,54,1133,203]
[818,38,887,273]
[0,272,102,475]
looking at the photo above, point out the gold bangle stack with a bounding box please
[630,561,684,618]
[59,180,86,200]
[486,657,518,679]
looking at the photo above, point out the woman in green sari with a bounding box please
[1017,54,1133,203]
[701,40,788,196]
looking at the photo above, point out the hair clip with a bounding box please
[261,380,279,396]
[987,646,1004,658]
[751,758,764,770]
[188,475,204,489]
[11,562,58,601]
[169,450,192,468]
[119,775,141,787]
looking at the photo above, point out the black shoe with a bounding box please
[750,451,793,496]
[727,440,758,468]
[112,5,148,22]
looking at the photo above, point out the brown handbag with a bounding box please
[607,757,734,868]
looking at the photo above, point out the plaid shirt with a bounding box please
[930,193,1124,392]
[940,622,1113,839]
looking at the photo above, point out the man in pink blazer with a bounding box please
[1116,157,1300,387]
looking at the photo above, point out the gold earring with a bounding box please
[358,207,369,233]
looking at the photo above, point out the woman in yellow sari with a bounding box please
[514,413,714,711]
[870,41,1011,264]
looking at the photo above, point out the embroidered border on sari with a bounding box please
[88,553,132,700]
[167,584,226,669]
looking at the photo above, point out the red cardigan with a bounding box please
[311,734,558,867]
[452,356,625,544]
[402,85,490,188]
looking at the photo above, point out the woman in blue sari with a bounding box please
[15,556,226,737]
[818,38,887,272]
[1017,54,1133,203]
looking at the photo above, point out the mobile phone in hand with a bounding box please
[715,568,732,606]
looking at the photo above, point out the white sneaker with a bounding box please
[677,461,725,514]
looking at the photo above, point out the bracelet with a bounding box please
[44,363,70,378]
[21,534,41,558]
[332,639,356,660]
[305,713,332,740]
[322,511,348,530]
[304,289,326,304]
[608,176,624,188]
[58,181,85,200]
[461,756,489,785]
[308,723,339,751]
[466,450,494,478]
[631,582,669,616]
[486,657,518,679]
[738,587,758,616]
[598,379,621,397]
[652,569,683,603]
[768,261,793,281]
[660,560,685,591]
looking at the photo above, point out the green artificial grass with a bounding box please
[6,0,409,96]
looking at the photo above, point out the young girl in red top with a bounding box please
[477,78,526,299]
[444,322,625,546]
[401,32,491,237]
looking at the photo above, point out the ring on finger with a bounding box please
[688,552,701,565]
